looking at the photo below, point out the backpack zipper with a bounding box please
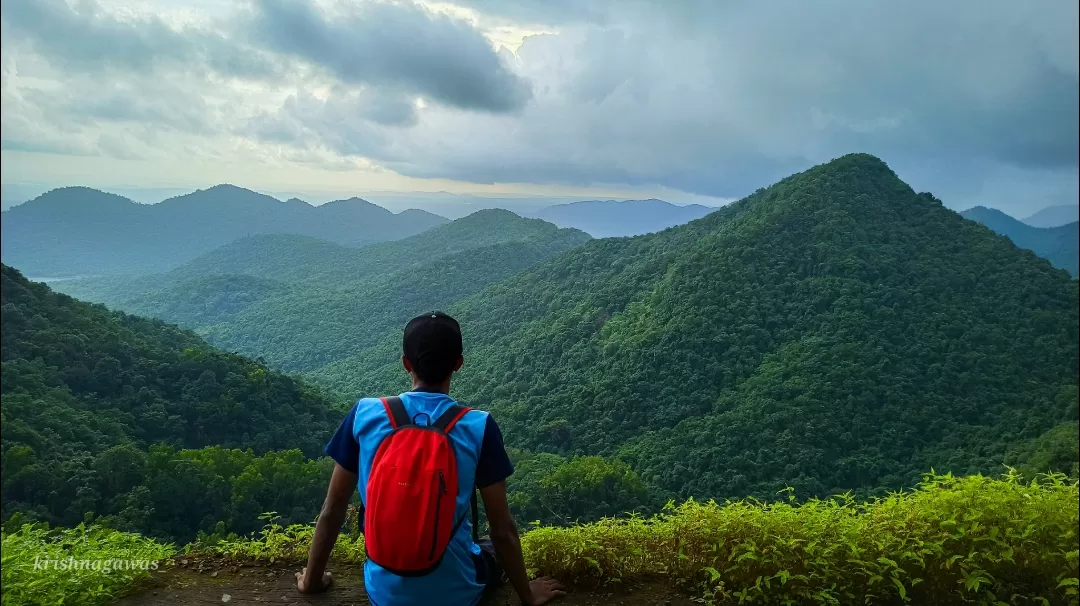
[429,471,447,561]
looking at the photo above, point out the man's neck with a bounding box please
[410,381,451,395]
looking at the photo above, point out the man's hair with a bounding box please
[403,311,463,384]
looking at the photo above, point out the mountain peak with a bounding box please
[320,196,380,208]
[829,152,893,172]
[202,184,252,194]
[8,187,140,215]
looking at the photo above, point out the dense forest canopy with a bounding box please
[316,154,1080,502]
[0,265,343,539]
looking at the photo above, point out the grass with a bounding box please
[2,472,1077,605]
[0,523,175,606]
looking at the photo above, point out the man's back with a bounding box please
[298,311,563,606]
[325,390,512,605]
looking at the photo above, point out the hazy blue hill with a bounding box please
[0,185,447,277]
[532,198,716,237]
[960,206,1078,276]
[319,154,1079,503]
[1023,204,1080,228]
[0,187,158,277]
[56,210,592,372]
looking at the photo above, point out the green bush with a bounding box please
[0,523,175,606]
[523,472,1079,605]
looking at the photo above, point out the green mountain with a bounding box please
[0,264,341,532]
[0,185,447,277]
[960,206,1078,276]
[318,154,1079,501]
[56,210,592,373]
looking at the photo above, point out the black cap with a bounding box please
[403,311,463,381]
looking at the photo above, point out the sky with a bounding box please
[1,0,1077,215]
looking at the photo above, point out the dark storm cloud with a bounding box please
[245,0,532,112]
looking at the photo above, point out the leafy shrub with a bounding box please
[0,523,175,606]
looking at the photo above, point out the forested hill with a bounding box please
[0,185,447,277]
[1,264,340,530]
[55,210,592,372]
[319,153,1080,502]
[960,205,1079,276]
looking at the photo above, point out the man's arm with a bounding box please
[296,463,357,593]
[480,480,565,606]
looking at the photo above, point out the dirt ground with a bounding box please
[115,561,702,605]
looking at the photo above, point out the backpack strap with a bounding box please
[448,490,481,543]
[432,404,472,433]
[379,396,411,429]
[434,404,480,540]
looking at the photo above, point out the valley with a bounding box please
[2,154,1077,605]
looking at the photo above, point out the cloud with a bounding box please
[240,88,419,160]
[245,0,532,112]
[0,0,279,79]
[335,0,1077,205]
[25,80,216,134]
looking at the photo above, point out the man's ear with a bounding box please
[453,355,463,372]
[402,355,413,373]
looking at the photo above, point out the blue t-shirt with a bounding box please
[325,391,514,606]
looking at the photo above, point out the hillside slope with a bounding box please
[319,154,1079,501]
[57,211,592,372]
[0,186,447,276]
[532,199,716,237]
[961,206,1078,276]
[0,264,340,530]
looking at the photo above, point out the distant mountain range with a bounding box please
[1022,204,1080,228]
[960,206,1078,276]
[0,185,447,277]
[55,210,591,373]
[530,199,717,238]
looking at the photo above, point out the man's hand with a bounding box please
[524,576,566,605]
[295,568,333,594]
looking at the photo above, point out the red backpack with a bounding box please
[364,396,478,576]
